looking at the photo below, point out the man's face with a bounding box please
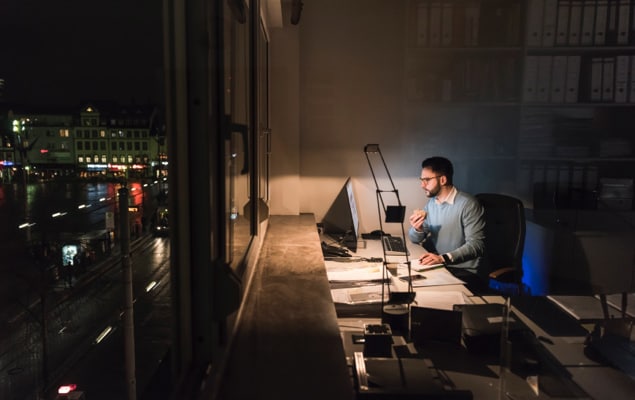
[420,167,442,198]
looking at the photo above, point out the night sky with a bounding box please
[0,0,164,108]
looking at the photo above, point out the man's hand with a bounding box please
[418,252,444,266]
[409,209,427,232]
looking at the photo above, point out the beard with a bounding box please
[425,186,440,198]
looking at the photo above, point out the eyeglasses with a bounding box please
[419,176,441,184]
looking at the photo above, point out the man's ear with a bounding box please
[439,175,447,186]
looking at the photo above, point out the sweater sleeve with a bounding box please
[448,197,485,264]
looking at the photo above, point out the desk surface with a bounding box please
[327,237,635,400]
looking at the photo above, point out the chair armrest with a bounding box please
[488,267,516,281]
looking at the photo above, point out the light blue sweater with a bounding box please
[408,189,486,277]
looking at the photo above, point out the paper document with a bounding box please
[331,284,387,305]
[326,262,384,282]
[396,265,465,287]
[413,291,471,311]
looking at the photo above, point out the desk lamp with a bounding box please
[364,144,415,334]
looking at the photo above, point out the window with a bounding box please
[128,155,133,163]
[85,141,90,150]
[86,156,92,163]
[134,130,140,138]
[92,130,98,138]
[101,155,107,163]
[76,131,83,138]
[59,129,70,137]
[134,142,140,151]
[78,156,84,163]
[113,156,118,163]
[111,142,117,151]
[127,142,132,151]
[100,130,106,137]
[142,142,148,151]
[78,142,84,150]
[92,142,98,151]
[100,142,106,150]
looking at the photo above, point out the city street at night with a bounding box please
[0,180,172,400]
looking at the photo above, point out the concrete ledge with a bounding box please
[214,214,353,400]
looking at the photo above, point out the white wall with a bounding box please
[269,0,522,235]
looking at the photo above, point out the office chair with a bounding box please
[476,193,528,296]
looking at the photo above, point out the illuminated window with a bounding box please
[59,129,70,137]
[101,155,107,163]
[113,156,118,163]
[86,156,92,163]
[128,155,133,163]
[78,156,84,163]
[100,130,106,137]
[94,154,99,162]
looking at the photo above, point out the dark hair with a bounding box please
[421,156,454,185]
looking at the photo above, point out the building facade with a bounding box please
[6,104,166,181]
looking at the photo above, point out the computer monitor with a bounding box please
[322,177,360,252]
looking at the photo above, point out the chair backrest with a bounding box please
[475,193,526,280]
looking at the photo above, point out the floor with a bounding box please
[211,214,355,400]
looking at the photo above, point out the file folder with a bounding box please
[614,55,629,102]
[602,57,615,101]
[556,0,572,45]
[542,0,558,46]
[464,1,480,46]
[523,56,539,102]
[441,1,454,46]
[595,0,609,45]
[550,55,568,102]
[606,0,619,44]
[629,55,635,102]
[617,0,630,44]
[568,0,583,45]
[429,2,442,46]
[527,0,545,47]
[536,56,553,102]
[415,1,429,46]
[565,55,582,103]
[590,57,604,101]
[580,0,597,45]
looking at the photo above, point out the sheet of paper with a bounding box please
[413,291,471,311]
[331,284,387,304]
[326,262,384,282]
[396,266,465,287]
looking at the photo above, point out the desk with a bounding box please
[325,238,474,313]
[325,238,635,399]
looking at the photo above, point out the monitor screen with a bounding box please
[322,177,360,252]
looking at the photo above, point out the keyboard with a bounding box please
[382,235,408,254]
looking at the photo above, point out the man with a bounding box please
[408,156,486,289]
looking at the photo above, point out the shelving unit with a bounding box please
[520,0,635,209]
[404,0,634,209]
